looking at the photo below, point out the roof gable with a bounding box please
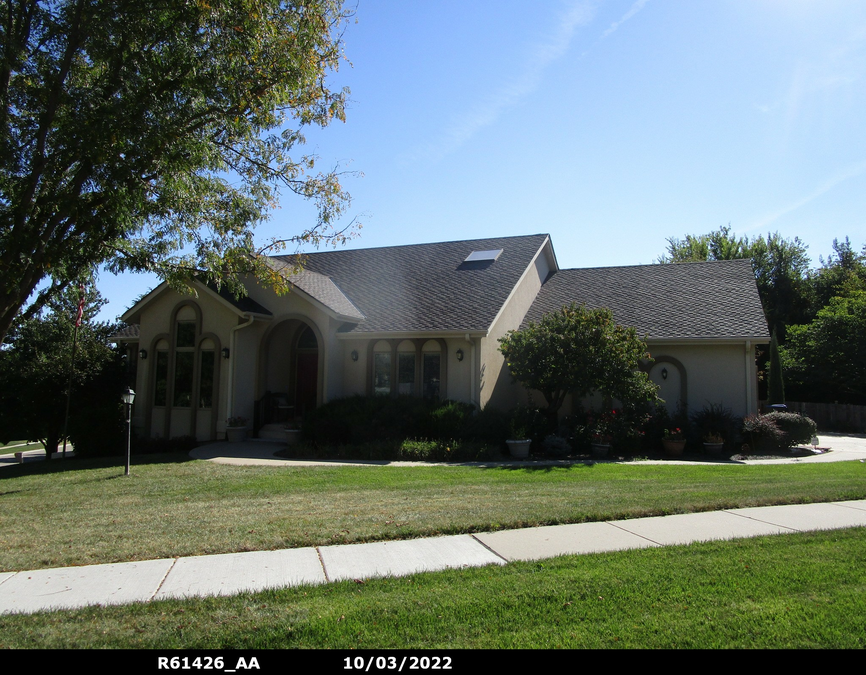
[523,259,769,340]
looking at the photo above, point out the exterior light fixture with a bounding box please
[456,349,464,362]
[222,347,230,359]
[121,387,136,476]
[661,367,668,380]
[351,350,359,362]
[139,349,147,360]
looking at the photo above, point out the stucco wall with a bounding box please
[133,286,237,440]
[480,246,552,411]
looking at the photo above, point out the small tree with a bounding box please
[0,287,123,458]
[498,304,659,417]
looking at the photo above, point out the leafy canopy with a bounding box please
[782,290,866,404]
[0,286,123,456]
[498,303,659,415]
[0,0,358,342]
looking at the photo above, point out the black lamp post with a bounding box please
[122,386,136,476]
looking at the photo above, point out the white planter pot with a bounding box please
[506,439,531,459]
[226,427,248,443]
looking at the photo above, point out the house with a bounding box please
[115,234,769,441]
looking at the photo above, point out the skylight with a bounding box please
[464,249,503,263]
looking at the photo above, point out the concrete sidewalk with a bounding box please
[2,500,865,616]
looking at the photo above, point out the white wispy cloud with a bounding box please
[749,160,866,231]
[600,0,650,40]
[408,1,597,162]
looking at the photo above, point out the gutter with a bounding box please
[226,315,256,419]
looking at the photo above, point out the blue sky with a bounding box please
[96,0,866,322]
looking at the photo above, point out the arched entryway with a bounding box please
[256,318,323,434]
[293,325,318,417]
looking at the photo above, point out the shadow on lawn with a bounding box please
[0,452,196,480]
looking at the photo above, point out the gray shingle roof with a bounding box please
[523,259,769,340]
[208,283,272,316]
[266,261,365,321]
[110,323,140,341]
[273,234,550,333]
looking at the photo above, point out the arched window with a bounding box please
[373,340,392,395]
[422,340,442,400]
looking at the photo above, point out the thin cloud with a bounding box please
[600,0,651,40]
[408,1,597,162]
[750,160,866,231]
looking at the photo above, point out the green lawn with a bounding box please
[0,454,864,572]
[0,440,43,456]
[1,528,863,649]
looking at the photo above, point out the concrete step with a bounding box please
[257,423,286,440]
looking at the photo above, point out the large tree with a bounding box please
[498,303,659,416]
[0,0,357,342]
[781,290,866,405]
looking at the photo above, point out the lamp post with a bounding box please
[121,387,136,476]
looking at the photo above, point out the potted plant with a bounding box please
[506,407,533,459]
[225,416,248,443]
[662,427,686,456]
[590,410,616,457]
[703,432,724,455]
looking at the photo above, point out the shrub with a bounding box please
[763,412,817,448]
[742,415,784,453]
[690,403,740,448]
[542,434,572,457]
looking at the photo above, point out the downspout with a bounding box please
[744,340,753,414]
[226,315,255,419]
[465,332,479,409]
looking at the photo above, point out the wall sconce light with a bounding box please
[139,349,147,360]
[661,367,668,380]
[222,347,230,359]
[456,349,464,362]
[351,350,359,362]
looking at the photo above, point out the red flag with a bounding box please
[75,284,85,328]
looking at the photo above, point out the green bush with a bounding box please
[763,412,817,448]
[690,403,741,448]
[742,415,784,453]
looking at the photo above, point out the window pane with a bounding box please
[173,351,194,407]
[423,353,440,399]
[176,322,196,348]
[398,353,415,395]
[199,350,215,409]
[154,351,169,406]
[373,353,391,395]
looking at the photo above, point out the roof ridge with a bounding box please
[555,258,753,273]
[269,233,550,260]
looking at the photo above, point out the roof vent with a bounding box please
[464,249,503,263]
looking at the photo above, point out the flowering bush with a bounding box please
[663,427,685,441]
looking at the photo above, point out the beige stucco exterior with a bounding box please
[120,236,764,442]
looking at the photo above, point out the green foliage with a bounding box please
[763,412,817,448]
[808,238,866,316]
[690,403,740,448]
[498,303,659,415]
[782,291,866,404]
[0,286,124,457]
[742,414,785,453]
[767,329,785,404]
[0,0,358,342]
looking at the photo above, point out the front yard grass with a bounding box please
[0,454,864,572]
[1,528,864,649]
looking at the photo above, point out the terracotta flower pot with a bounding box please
[663,439,686,456]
